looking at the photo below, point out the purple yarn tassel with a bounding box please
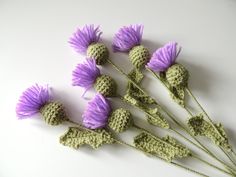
[146,42,181,72]
[16,84,51,119]
[82,94,111,129]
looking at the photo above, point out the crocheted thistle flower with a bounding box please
[16,84,67,125]
[69,24,109,65]
[147,42,189,87]
[72,58,117,97]
[112,24,150,69]
[83,94,133,132]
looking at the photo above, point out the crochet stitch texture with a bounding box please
[60,127,115,149]
[94,75,117,97]
[129,45,150,69]
[166,64,189,88]
[87,43,109,65]
[40,102,67,125]
[108,108,133,133]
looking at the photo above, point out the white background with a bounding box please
[0,0,236,177]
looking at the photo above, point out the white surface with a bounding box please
[0,0,236,177]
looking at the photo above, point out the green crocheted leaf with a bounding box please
[134,132,191,162]
[127,69,155,104]
[146,108,170,129]
[123,93,142,107]
[160,73,185,107]
[187,114,231,151]
[123,94,169,129]
[60,127,115,149]
[128,68,144,83]
[169,86,185,107]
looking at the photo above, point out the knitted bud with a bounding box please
[40,102,67,125]
[87,43,109,65]
[108,108,133,133]
[129,45,150,69]
[94,75,117,97]
[166,64,189,87]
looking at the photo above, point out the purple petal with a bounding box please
[112,24,144,52]
[146,42,181,72]
[72,58,100,91]
[69,24,102,54]
[82,94,111,129]
[16,84,51,119]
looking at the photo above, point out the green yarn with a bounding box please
[94,74,117,97]
[169,86,185,107]
[128,68,144,82]
[122,94,169,129]
[160,68,186,107]
[87,43,109,65]
[108,108,133,133]
[127,69,155,104]
[187,114,231,151]
[134,132,191,162]
[60,127,115,149]
[123,93,141,107]
[146,108,170,129]
[129,45,150,69]
[40,102,67,125]
[166,64,189,88]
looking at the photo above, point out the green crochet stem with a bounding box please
[66,119,208,177]
[232,150,236,160]
[147,67,236,174]
[107,59,236,175]
[132,123,233,176]
[222,148,236,168]
[186,87,236,167]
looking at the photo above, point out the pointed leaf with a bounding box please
[187,114,231,151]
[134,132,191,162]
[128,68,144,83]
[146,108,170,129]
[60,127,115,149]
[160,73,185,107]
[169,86,185,107]
[123,94,169,129]
[127,69,155,104]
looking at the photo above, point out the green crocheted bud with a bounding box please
[40,102,67,125]
[108,108,133,133]
[129,45,150,69]
[87,43,109,65]
[166,64,189,87]
[94,75,117,97]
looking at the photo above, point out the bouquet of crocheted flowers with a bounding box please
[16,24,236,177]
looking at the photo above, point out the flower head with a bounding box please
[82,94,111,129]
[16,84,51,119]
[69,24,102,54]
[112,24,144,52]
[146,42,181,72]
[72,58,101,90]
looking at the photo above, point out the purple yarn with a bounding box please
[69,24,102,54]
[16,84,51,119]
[112,24,144,52]
[72,58,100,91]
[82,94,111,129]
[146,42,181,72]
